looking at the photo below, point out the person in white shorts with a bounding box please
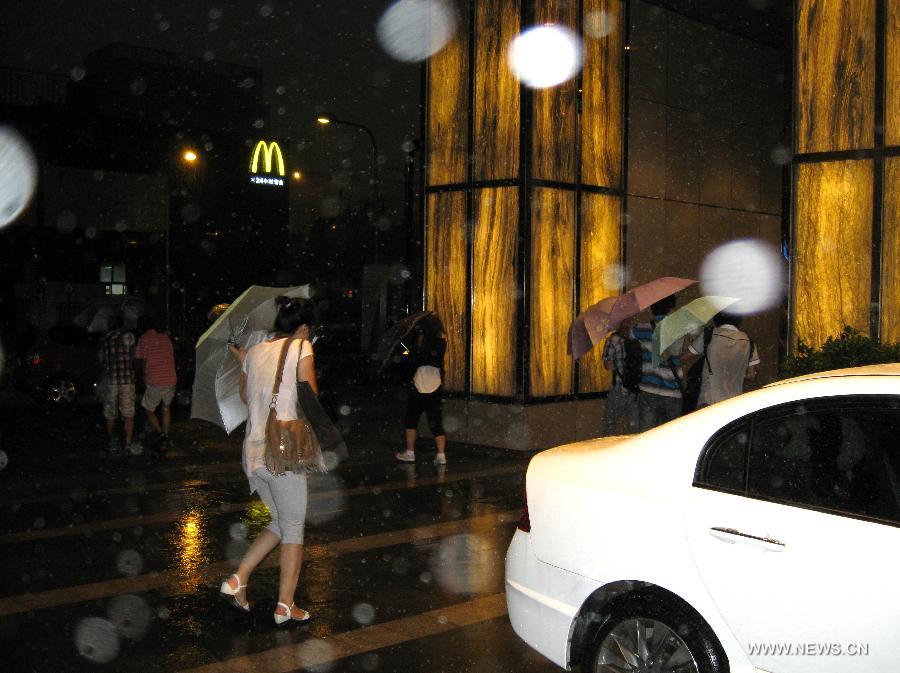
[135,316,177,453]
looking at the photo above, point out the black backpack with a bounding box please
[616,336,644,396]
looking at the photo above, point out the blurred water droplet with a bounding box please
[276,85,287,95]
[129,78,147,96]
[0,127,37,229]
[157,607,170,620]
[0,450,8,471]
[70,65,86,82]
[55,211,77,233]
[159,20,170,31]
[770,145,791,166]
[203,51,216,62]
[351,602,376,625]
[376,0,457,63]
[509,25,583,88]
[429,534,499,594]
[116,549,143,576]
[338,404,351,416]
[181,203,202,222]
[75,617,120,663]
[361,653,380,671]
[112,532,122,542]
[699,239,784,315]
[584,10,614,38]
[253,119,265,129]
[107,595,152,640]
[32,517,45,530]
[229,522,248,540]
[260,3,274,17]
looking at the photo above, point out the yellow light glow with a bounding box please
[316,116,332,125]
[249,140,285,176]
[182,150,198,163]
[292,170,302,181]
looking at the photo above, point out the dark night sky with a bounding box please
[0,0,423,200]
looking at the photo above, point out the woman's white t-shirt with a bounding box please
[241,337,314,487]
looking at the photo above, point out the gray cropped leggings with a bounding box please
[250,468,308,544]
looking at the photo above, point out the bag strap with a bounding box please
[270,337,296,409]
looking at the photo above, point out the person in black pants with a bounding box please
[395,314,447,465]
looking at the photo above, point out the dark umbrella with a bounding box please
[373,311,433,373]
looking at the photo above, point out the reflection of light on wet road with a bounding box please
[171,510,205,593]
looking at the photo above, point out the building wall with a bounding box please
[626,0,786,383]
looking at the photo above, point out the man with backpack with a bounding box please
[601,316,640,436]
[686,311,759,407]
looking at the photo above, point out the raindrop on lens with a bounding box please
[376,0,457,63]
[351,602,376,625]
[0,451,8,471]
[107,595,152,640]
[70,66,86,82]
[56,211,77,233]
[322,451,340,471]
[130,78,147,96]
[75,617,120,664]
[159,20,170,31]
[584,10,614,38]
[509,25,583,88]
[116,549,143,576]
[0,127,37,229]
[770,145,791,166]
[699,239,784,314]
[229,522,248,540]
[338,404,351,416]
[259,3,274,17]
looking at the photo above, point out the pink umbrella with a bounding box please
[569,277,697,359]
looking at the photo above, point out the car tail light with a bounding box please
[517,489,531,533]
[29,354,42,365]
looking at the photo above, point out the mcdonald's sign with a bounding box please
[249,140,285,187]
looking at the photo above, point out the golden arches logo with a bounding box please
[249,140,285,177]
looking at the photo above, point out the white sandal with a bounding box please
[274,601,310,625]
[219,573,250,612]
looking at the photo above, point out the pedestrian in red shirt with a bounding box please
[135,316,177,453]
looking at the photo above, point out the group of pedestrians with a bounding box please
[99,315,177,455]
[602,296,759,435]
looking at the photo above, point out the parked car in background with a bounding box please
[15,324,102,405]
[506,364,900,673]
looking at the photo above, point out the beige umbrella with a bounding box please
[191,285,310,433]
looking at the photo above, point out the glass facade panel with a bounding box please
[796,0,875,153]
[579,192,621,393]
[582,0,623,189]
[427,1,469,186]
[794,160,873,348]
[530,188,575,397]
[532,0,578,183]
[887,0,900,146]
[426,192,468,392]
[474,0,520,181]
[472,187,518,397]
[883,158,900,342]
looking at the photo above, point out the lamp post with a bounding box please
[166,147,199,331]
[315,114,380,264]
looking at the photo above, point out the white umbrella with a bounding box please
[191,285,310,433]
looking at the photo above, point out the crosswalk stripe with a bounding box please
[0,464,523,544]
[177,593,509,673]
[0,510,519,617]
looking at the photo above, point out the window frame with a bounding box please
[694,394,900,528]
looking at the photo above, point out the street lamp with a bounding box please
[315,113,380,263]
[166,148,200,330]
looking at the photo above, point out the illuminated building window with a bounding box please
[100,264,127,295]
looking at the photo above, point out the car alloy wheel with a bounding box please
[592,617,699,673]
[47,378,77,405]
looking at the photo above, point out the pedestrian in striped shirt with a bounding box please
[634,296,684,431]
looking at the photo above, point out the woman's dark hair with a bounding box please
[273,296,314,334]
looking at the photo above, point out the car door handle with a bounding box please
[709,527,785,551]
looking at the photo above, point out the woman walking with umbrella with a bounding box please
[219,296,317,624]
[393,312,448,465]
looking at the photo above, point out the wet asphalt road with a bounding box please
[0,387,559,673]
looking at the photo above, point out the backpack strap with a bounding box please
[703,326,714,374]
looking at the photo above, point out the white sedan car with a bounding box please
[506,364,900,673]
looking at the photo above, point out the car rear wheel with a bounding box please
[588,593,726,673]
[46,378,78,405]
